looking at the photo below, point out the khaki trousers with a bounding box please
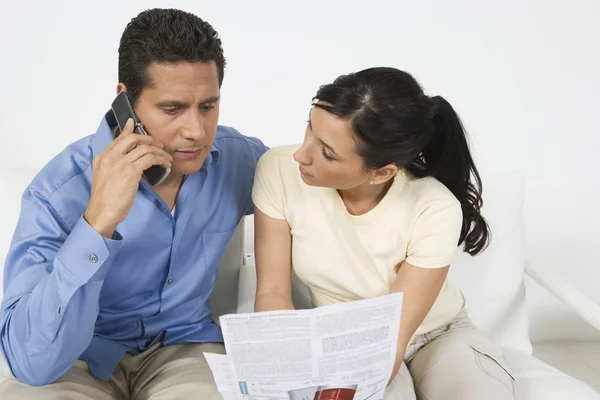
[384,308,516,400]
[0,342,225,400]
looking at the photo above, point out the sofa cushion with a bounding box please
[504,348,600,399]
[448,173,531,354]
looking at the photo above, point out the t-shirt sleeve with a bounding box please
[405,198,463,268]
[251,150,286,220]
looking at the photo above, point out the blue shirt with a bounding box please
[0,111,267,386]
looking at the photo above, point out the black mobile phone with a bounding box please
[110,91,170,185]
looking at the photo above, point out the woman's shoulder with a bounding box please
[403,173,460,209]
[255,144,302,184]
[258,144,301,167]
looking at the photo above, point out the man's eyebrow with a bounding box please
[199,96,220,105]
[156,100,187,108]
[156,96,220,108]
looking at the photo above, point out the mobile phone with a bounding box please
[110,91,170,185]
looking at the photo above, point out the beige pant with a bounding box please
[0,342,225,400]
[384,308,516,400]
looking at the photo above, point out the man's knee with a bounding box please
[132,342,225,399]
[0,360,116,400]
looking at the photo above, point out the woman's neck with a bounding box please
[338,177,394,216]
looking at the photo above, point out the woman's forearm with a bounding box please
[254,291,295,312]
[386,261,450,385]
[388,337,410,385]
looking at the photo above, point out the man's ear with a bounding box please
[371,164,398,185]
[116,83,127,94]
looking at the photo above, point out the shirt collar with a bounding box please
[204,140,220,166]
[91,110,220,166]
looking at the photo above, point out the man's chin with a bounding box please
[172,159,206,177]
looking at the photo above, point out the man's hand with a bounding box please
[84,118,172,237]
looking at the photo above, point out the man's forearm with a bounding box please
[1,216,121,386]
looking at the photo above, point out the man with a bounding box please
[0,8,267,399]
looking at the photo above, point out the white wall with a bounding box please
[1,0,598,341]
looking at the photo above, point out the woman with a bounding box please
[252,67,515,399]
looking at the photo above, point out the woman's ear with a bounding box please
[371,164,398,185]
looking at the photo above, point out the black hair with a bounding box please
[314,67,490,256]
[118,8,226,104]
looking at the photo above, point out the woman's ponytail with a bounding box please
[408,96,490,255]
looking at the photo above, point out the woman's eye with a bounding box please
[321,147,334,161]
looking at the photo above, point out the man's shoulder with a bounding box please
[213,125,268,168]
[214,125,244,140]
[29,135,95,200]
[214,125,265,150]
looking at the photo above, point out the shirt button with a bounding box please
[167,279,174,285]
[89,254,98,263]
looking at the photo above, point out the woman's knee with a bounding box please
[409,334,516,399]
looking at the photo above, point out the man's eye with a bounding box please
[164,108,179,115]
[200,105,215,112]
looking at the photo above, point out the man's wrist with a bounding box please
[83,210,116,238]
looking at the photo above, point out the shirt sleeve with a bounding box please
[251,149,287,220]
[241,136,269,216]
[0,188,122,386]
[405,198,463,269]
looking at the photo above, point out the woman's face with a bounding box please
[293,105,371,190]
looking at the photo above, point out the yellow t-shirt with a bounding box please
[252,145,465,336]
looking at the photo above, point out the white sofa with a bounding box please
[1,167,599,399]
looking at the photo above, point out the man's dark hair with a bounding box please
[118,8,226,104]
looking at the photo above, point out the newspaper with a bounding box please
[205,292,403,400]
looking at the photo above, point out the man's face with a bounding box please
[121,61,221,178]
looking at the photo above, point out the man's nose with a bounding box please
[181,112,206,141]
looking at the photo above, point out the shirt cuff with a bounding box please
[55,216,123,284]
